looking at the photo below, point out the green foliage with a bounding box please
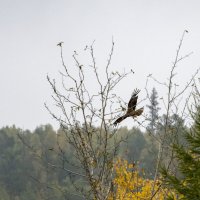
[0,114,188,199]
[0,184,10,200]
[118,126,158,178]
[161,108,200,200]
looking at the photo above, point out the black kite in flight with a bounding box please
[114,89,144,126]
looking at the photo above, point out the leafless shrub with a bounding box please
[144,30,200,198]
[44,41,134,199]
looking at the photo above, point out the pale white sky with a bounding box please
[1,0,200,130]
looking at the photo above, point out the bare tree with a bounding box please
[144,30,200,198]
[45,41,133,200]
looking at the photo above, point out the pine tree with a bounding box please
[147,87,160,134]
[161,107,200,200]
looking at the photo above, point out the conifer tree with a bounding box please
[147,87,160,134]
[161,107,200,200]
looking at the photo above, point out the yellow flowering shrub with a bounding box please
[109,159,178,200]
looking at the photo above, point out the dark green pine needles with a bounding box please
[161,108,200,200]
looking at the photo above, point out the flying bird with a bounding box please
[113,89,144,126]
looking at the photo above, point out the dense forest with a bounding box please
[0,124,149,199]
[0,88,189,199]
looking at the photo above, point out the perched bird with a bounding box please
[57,42,64,47]
[113,89,144,126]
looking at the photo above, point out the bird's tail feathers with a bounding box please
[113,114,128,126]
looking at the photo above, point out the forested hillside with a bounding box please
[0,115,187,200]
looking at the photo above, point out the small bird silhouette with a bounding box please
[113,89,144,126]
[57,42,64,47]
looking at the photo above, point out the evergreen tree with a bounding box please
[147,87,160,134]
[161,107,200,200]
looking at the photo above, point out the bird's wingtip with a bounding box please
[132,88,140,96]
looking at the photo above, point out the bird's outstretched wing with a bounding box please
[127,89,140,111]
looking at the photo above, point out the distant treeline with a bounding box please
[0,115,187,200]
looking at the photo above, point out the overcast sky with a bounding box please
[1,0,200,130]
